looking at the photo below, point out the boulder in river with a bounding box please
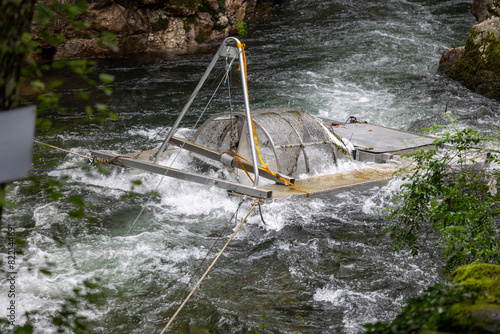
[439,0,500,102]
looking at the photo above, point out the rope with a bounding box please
[159,200,258,334]
[33,140,91,160]
[32,166,81,172]
[90,155,128,168]
[154,196,248,333]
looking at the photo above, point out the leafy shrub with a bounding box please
[386,127,500,273]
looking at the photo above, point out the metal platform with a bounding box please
[262,164,400,198]
[320,118,437,163]
[90,120,433,199]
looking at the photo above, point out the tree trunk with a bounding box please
[0,0,36,111]
[0,0,37,223]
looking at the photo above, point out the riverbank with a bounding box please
[32,0,274,60]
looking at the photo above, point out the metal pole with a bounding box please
[230,37,260,186]
[155,37,260,187]
[154,43,226,164]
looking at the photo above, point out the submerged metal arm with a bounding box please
[92,151,272,199]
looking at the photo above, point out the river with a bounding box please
[3,0,500,333]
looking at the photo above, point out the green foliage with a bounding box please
[0,278,104,333]
[183,16,198,32]
[0,1,124,331]
[386,127,500,273]
[363,283,489,334]
[237,19,248,38]
[196,28,206,43]
[170,0,202,11]
[450,263,500,293]
[487,0,500,17]
[151,17,170,32]
[20,1,118,125]
[254,313,271,334]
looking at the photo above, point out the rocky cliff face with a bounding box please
[439,0,500,102]
[33,0,273,59]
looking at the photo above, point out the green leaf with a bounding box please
[68,208,84,218]
[75,0,89,11]
[101,86,113,96]
[71,20,91,30]
[51,59,67,69]
[40,268,52,276]
[77,90,90,100]
[68,195,85,207]
[95,163,111,176]
[31,80,45,90]
[95,103,107,113]
[64,4,81,19]
[99,73,115,84]
[14,238,27,247]
[83,280,99,289]
[37,3,55,20]
[47,80,63,89]
[85,105,94,115]
[14,324,34,334]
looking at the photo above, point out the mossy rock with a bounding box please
[447,17,500,102]
[364,264,500,334]
[488,0,500,18]
[450,263,500,294]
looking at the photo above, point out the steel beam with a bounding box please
[91,151,272,199]
[168,136,295,185]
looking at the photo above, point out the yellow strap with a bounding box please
[232,151,254,183]
[235,44,309,198]
[232,152,310,198]
[236,43,248,85]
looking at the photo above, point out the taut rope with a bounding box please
[158,200,258,334]
[33,140,91,160]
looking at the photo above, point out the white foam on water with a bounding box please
[313,285,394,334]
[33,204,67,228]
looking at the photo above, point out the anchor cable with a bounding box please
[154,196,248,333]
[33,140,91,160]
[159,199,258,334]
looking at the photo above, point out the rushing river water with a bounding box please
[3,0,500,333]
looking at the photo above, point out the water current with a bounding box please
[3,0,500,333]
